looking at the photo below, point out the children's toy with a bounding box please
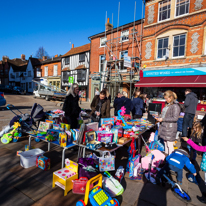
[115,166,124,183]
[149,140,164,152]
[53,124,60,130]
[1,122,21,144]
[101,124,112,131]
[53,159,78,196]
[86,141,102,150]
[65,130,72,144]
[38,121,52,132]
[97,132,113,143]
[133,163,142,180]
[99,151,115,172]
[20,148,45,168]
[17,150,23,156]
[36,155,50,170]
[72,177,93,194]
[76,174,119,206]
[45,119,56,124]
[100,118,114,126]
[155,168,191,203]
[46,129,60,142]
[144,154,156,184]
[117,106,132,129]
[59,132,67,147]
[103,171,124,197]
[129,155,140,179]
[25,145,29,151]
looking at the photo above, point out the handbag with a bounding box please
[78,158,99,179]
[99,151,115,172]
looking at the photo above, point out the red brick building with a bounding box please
[137,0,206,103]
[89,18,143,101]
[0,56,9,85]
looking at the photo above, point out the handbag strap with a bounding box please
[101,151,112,157]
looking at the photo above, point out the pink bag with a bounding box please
[141,150,165,170]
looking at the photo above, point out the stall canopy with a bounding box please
[135,75,206,87]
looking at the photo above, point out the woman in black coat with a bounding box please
[63,83,81,129]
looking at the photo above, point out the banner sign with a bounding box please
[143,67,206,77]
[124,55,131,68]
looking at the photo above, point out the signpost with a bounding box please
[68,76,74,83]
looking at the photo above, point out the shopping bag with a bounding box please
[78,158,99,179]
[99,151,115,172]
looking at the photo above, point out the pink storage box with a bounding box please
[141,150,165,170]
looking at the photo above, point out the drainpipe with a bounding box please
[88,37,91,102]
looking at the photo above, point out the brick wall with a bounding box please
[89,23,142,99]
[142,0,206,69]
[41,61,61,77]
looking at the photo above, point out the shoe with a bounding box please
[197,195,206,204]
[177,181,182,185]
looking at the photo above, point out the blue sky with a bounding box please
[0,0,144,59]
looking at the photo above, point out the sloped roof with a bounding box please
[41,56,61,65]
[30,57,42,66]
[61,43,90,58]
[7,58,28,72]
[75,64,86,70]
[62,67,70,72]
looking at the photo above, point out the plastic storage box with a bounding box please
[20,148,45,168]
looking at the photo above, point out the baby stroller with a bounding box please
[8,103,46,133]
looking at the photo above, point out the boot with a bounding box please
[197,195,206,204]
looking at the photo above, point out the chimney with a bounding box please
[55,54,58,57]
[21,54,25,61]
[105,18,113,31]
[72,44,74,49]
[42,56,47,61]
[2,56,9,62]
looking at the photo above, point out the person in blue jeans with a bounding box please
[182,89,198,139]
[156,147,197,185]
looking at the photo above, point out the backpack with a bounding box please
[200,152,206,172]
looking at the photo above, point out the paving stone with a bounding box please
[137,199,157,206]
[188,185,206,206]
[0,147,12,157]
[33,187,84,206]
[0,186,34,206]
[166,189,187,206]
[121,201,133,206]
[122,178,144,205]
[13,177,52,201]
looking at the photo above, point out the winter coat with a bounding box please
[177,117,183,132]
[63,94,81,118]
[190,132,203,145]
[187,139,206,152]
[91,95,110,118]
[132,97,144,116]
[113,96,133,115]
[184,92,198,115]
[159,103,180,141]
[166,149,196,174]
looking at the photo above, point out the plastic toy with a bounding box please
[97,132,113,143]
[86,141,102,150]
[38,121,52,132]
[1,122,21,144]
[100,118,114,126]
[59,132,67,147]
[115,166,124,183]
[103,171,124,197]
[117,106,132,129]
[76,174,119,206]
[36,155,50,170]
[72,177,93,194]
[53,159,78,196]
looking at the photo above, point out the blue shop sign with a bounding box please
[143,67,206,77]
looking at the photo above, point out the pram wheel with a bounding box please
[171,186,191,203]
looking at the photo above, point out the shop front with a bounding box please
[135,67,206,111]
[47,77,61,91]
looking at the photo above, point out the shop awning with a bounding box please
[135,75,206,87]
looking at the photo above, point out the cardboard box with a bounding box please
[38,121,52,132]
[118,137,129,144]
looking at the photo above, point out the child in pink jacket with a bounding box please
[182,136,206,204]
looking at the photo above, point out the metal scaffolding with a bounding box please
[90,1,144,101]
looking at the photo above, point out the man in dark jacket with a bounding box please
[63,83,81,129]
[113,91,133,116]
[182,89,198,138]
[90,90,110,121]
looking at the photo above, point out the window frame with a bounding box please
[99,55,106,73]
[44,66,48,77]
[79,53,85,63]
[65,57,70,65]
[156,37,169,60]
[175,0,190,18]
[53,64,58,76]
[119,50,128,71]
[172,33,186,58]
[158,0,171,23]
[100,37,107,47]
[120,29,129,42]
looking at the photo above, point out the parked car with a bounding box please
[0,92,6,106]
[5,85,13,93]
[0,84,6,92]
[13,86,25,95]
